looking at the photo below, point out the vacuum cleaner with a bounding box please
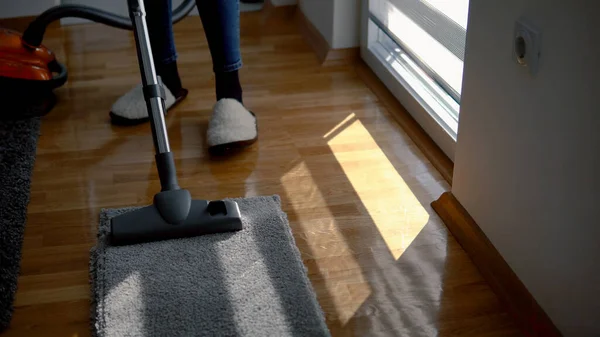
[111,0,244,246]
[1,0,245,245]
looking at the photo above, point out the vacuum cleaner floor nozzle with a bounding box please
[110,199,243,246]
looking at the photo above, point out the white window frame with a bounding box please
[360,0,458,160]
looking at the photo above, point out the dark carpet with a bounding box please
[0,118,41,332]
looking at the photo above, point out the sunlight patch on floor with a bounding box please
[281,160,371,324]
[323,113,357,139]
[326,117,430,260]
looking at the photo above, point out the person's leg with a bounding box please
[198,0,257,154]
[110,0,187,125]
[197,0,243,103]
[144,0,182,94]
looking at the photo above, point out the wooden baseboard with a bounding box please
[322,47,360,67]
[0,16,62,32]
[1,16,38,32]
[432,192,562,337]
[0,16,37,32]
[355,61,453,184]
[295,9,329,63]
[295,9,359,66]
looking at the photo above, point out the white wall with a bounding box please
[453,0,600,336]
[299,0,335,46]
[332,0,360,49]
[0,0,291,20]
[59,0,265,25]
[0,0,59,19]
[269,0,297,6]
[299,0,360,49]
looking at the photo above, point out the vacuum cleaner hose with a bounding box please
[22,0,196,47]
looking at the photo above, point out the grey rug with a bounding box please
[0,118,41,332]
[91,195,330,337]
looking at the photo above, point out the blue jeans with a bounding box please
[144,0,242,73]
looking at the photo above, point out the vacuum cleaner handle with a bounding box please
[128,0,194,225]
[128,0,178,192]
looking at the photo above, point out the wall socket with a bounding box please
[514,19,541,75]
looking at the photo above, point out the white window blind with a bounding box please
[361,0,470,158]
[370,0,468,102]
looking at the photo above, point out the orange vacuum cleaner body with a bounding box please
[0,28,67,119]
[0,28,56,81]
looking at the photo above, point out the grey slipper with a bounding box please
[109,84,188,125]
[207,98,258,155]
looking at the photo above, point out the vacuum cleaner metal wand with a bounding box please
[130,5,169,154]
[109,0,243,246]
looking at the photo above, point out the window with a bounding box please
[361,0,470,159]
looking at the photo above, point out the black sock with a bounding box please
[215,70,243,104]
[156,61,183,95]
